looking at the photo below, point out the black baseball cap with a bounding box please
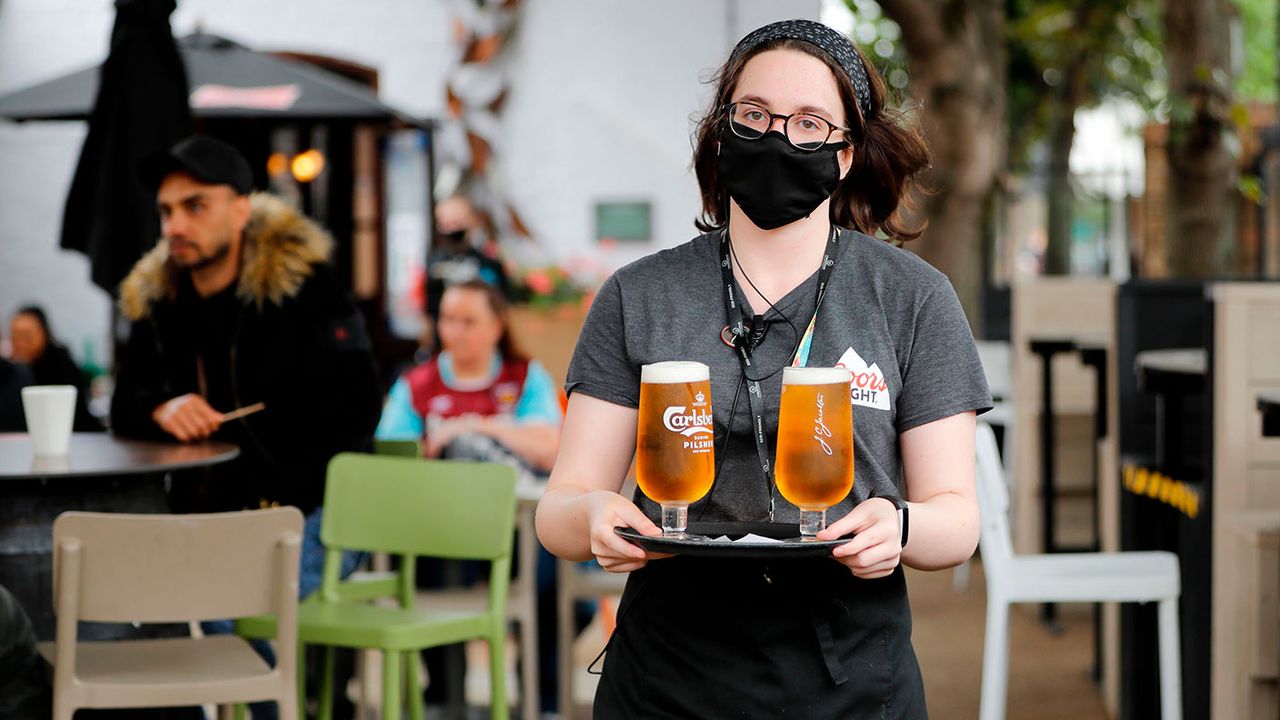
[138,135,254,195]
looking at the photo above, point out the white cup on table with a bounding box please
[21,385,77,456]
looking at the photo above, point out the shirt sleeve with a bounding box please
[514,361,563,425]
[565,274,641,408]
[375,377,424,440]
[894,276,993,432]
[109,318,175,441]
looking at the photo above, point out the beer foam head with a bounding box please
[782,366,852,385]
[641,361,710,384]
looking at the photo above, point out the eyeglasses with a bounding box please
[724,101,849,151]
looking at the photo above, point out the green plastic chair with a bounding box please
[374,438,422,458]
[238,453,517,720]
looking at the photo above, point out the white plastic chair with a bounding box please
[974,422,1182,720]
[974,340,1015,488]
[956,341,1016,591]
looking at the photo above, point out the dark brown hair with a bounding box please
[692,38,931,242]
[443,279,527,362]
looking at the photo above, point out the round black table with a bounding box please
[0,433,238,641]
[0,432,238,479]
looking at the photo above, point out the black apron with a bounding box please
[593,555,927,719]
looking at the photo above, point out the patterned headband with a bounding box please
[728,19,872,122]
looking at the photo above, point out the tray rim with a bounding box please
[613,521,852,558]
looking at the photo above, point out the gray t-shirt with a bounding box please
[566,228,992,524]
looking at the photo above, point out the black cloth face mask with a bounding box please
[718,128,848,231]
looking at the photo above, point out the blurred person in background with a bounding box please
[0,338,33,433]
[112,135,381,720]
[378,279,560,471]
[9,306,102,431]
[376,278,563,712]
[423,195,510,354]
[0,583,52,720]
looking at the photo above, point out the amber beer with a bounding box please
[775,366,854,536]
[637,361,714,535]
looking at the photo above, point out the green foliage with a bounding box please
[1006,0,1164,168]
[835,1,910,97]
[1239,173,1264,204]
[834,0,1165,169]
[507,265,588,308]
[1236,0,1278,102]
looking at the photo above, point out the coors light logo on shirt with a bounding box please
[836,347,891,411]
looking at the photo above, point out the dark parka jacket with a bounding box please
[111,193,381,513]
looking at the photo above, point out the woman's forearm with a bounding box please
[899,491,979,571]
[535,393,653,570]
[896,412,980,572]
[535,485,599,561]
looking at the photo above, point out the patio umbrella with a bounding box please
[1,24,430,303]
[56,0,191,294]
[0,31,417,123]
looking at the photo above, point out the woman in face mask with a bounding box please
[537,19,991,718]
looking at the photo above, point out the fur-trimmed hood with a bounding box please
[119,192,334,321]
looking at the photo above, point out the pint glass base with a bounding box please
[798,508,826,541]
[661,504,690,537]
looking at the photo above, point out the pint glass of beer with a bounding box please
[637,361,715,536]
[775,366,854,538]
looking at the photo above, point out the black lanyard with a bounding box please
[717,226,840,520]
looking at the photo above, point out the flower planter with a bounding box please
[508,300,591,391]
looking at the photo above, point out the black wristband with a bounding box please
[870,492,909,549]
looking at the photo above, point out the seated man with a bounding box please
[111,136,382,719]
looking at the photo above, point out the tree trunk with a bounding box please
[1043,24,1090,276]
[1163,0,1237,277]
[880,0,1006,332]
[1044,102,1080,275]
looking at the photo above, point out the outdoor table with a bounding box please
[1075,338,1110,680]
[1135,349,1207,469]
[1027,338,1074,563]
[1129,347,1207,714]
[0,432,238,641]
[1027,334,1110,628]
[1258,391,1280,438]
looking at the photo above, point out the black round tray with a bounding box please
[614,521,852,558]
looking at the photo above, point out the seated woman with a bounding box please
[0,355,32,433]
[9,306,101,431]
[377,279,566,712]
[376,280,562,479]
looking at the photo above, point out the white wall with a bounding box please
[0,0,117,362]
[0,0,818,360]
[502,0,818,270]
